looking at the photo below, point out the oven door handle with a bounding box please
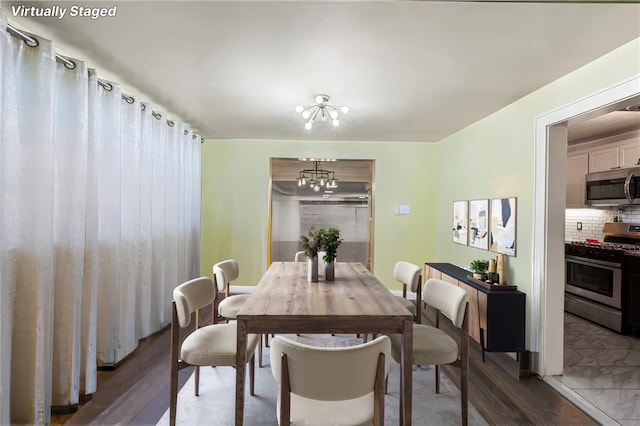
[624,170,635,204]
[566,255,622,269]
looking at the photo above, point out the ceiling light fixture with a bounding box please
[295,94,349,130]
[296,161,339,192]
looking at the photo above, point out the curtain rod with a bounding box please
[5,22,204,143]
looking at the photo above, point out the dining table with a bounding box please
[235,261,414,425]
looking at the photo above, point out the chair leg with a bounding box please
[435,364,440,394]
[195,365,200,396]
[461,332,469,426]
[258,335,263,368]
[461,369,468,426]
[170,304,180,426]
[281,354,291,426]
[250,353,255,396]
[170,362,178,426]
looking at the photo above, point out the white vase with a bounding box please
[307,257,318,282]
[325,261,335,281]
[318,251,326,275]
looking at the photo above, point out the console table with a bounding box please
[425,263,526,360]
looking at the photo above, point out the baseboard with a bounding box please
[98,323,172,371]
[50,403,78,415]
[486,350,531,380]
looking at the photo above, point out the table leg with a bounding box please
[235,320,247,426]
[401,319,413,425]
[399,354,404,426]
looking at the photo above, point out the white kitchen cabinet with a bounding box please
[619,141,640,169]
[566,152,589,207]
[587,139,640,173]
[589,145,620,172]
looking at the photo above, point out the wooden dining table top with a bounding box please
[237,261,413,324]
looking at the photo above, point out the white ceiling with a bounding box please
[3,1,640,142]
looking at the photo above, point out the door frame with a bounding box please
[532,74,640,376]
[267,158,375,270]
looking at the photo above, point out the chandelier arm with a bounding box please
[302,103,322,111]
[297,161,338,189]
[296,95,348,128]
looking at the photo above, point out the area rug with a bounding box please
[157,334,488,425]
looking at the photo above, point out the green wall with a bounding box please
[201,139,439,288]
[434,38,640,345]
[201,38,639,352]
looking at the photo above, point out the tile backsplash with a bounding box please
[565,206,640,241]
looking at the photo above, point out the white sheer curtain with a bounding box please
[52,50,90,411]
[0,16,201,424]
[0,20,57,425]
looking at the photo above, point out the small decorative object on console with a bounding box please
[466,275,517,291]
[469,259,489,280]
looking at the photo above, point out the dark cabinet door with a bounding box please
[625,272,640,330]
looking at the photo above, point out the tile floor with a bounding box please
[555,312,640,426]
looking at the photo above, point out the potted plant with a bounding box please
[318,227,342,281]
[300,227,323,282]
[469,259,489,280]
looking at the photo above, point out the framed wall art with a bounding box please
[452,200,468,245]
[468,199,489,250]
[490,197,516,256]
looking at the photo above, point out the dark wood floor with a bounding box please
[54,304,597,426]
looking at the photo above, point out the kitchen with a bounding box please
[560,103,640,423]
[565,101,640,334]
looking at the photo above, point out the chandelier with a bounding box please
[295,94,349,130]
[297,161,339,192]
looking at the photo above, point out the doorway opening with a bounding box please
[268,158,375,270]
[533,76,639,380]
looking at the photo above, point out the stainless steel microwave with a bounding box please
[585,167,640,206]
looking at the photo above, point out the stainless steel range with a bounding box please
[565,222,640,333]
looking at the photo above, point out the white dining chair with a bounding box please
[389,278,470,426]
[213,259,249,321]
[170,277,258,426]
[270,335,391,426]
[393,261,423,323]
[213,259,265,366]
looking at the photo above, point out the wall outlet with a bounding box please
[577,222,582,231]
